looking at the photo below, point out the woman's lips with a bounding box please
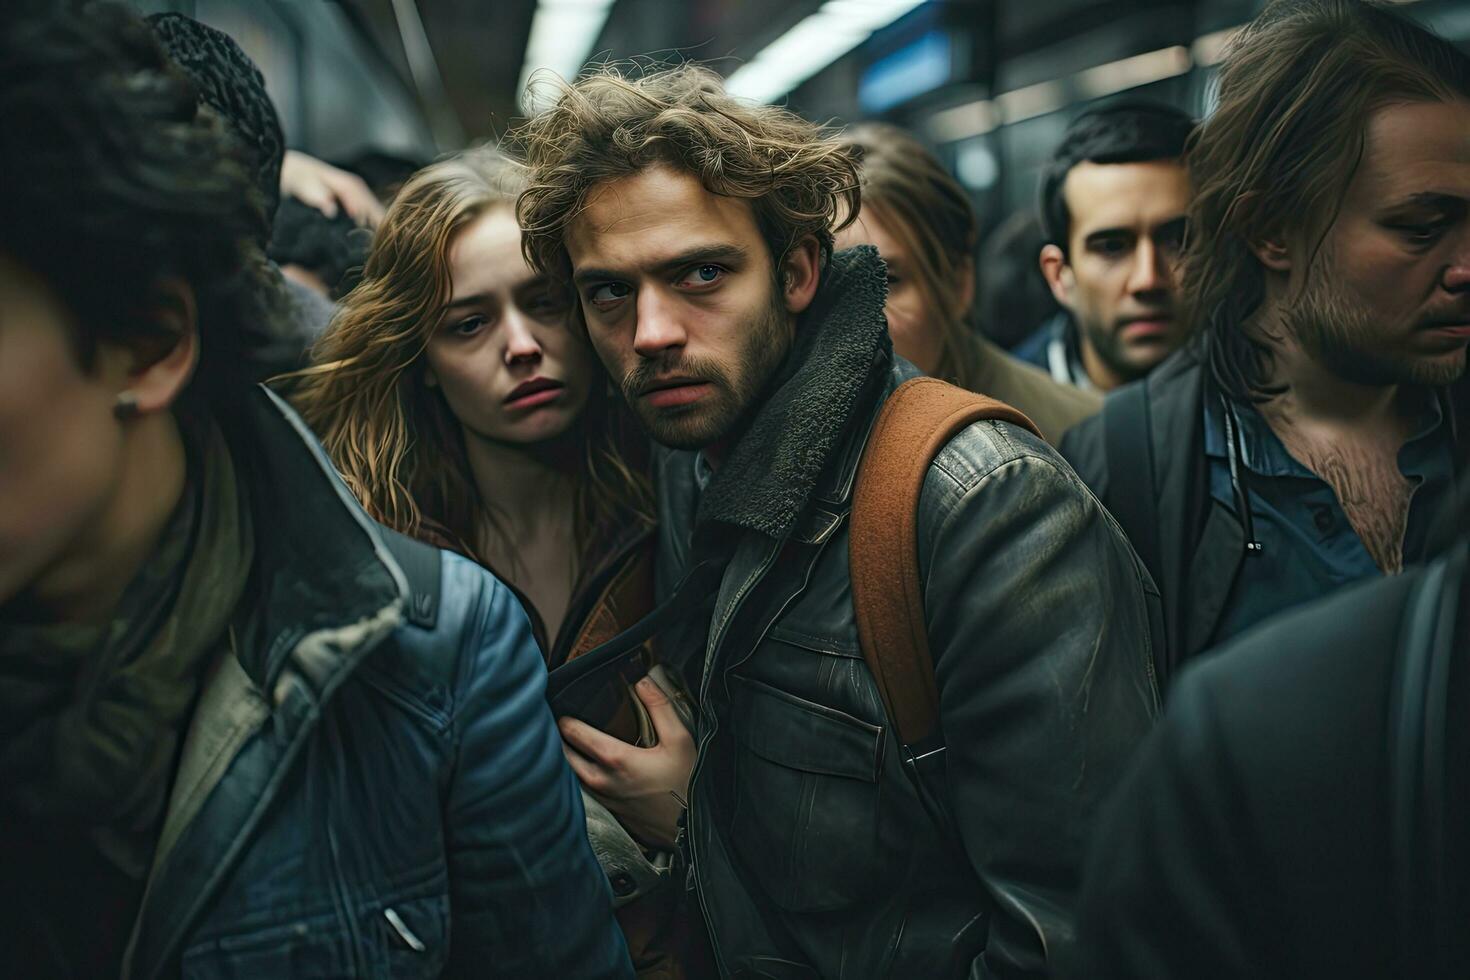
[504,380,565,410]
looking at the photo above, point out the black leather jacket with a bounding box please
[655,248,1160,979]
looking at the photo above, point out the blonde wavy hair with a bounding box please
[512,63,861,281]
[288,147,651,561]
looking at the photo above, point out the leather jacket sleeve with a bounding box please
[919,422,1159,978]
[439,555,633,979]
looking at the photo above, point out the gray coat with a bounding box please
[655,247,1160,979]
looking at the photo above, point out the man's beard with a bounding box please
[1283,263,1467,389]
[619,290,792,451]
[1078,316,1152,385]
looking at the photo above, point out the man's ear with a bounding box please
[1251,238,1292,272]
[780,235,823,315]
[116,278,199,416]
[1039,243,1073,307]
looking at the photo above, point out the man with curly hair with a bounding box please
[516,65,1159,978]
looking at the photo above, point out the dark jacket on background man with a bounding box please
[2,388,631,980]
[1012,311,1094,391]
[1060,344,1470,686]
[654,247,1159,979]
[1068,530,1470,980]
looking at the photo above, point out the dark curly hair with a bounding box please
[512,63,861,283]
[269,197,371,300]
[0,0,284,417]
[147,11,286,228]
[1037,101,1194,253]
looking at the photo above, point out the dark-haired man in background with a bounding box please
[1062,0,1470,686]
[1015,102,1194,391]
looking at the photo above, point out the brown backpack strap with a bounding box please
[850,377,1041,749]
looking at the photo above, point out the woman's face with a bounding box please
[834,204,948,375]
[425,208,595,446]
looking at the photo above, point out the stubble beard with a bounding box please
[1283,264,1467,389]
[620,291,793,451]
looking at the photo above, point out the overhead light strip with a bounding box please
[725,0,927,104]
[927,35,1215,144]
[516,0,617,112]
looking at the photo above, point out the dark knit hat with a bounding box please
[147,12,284,224]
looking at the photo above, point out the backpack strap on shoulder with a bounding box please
[379,528,443,630]
[849,377,1041,752]
[1101,381,1160,582]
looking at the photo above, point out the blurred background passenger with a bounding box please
[288,148,704,978]
[268,196,371,301]
[837,123,1101,442]
[149,12,383,372]
[1062,0,1470,687]
[978,209,1063,352]
[0,3,630,977]
[1019,102,1194,391]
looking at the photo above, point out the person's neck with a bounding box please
[7,413,188,625]
[1252,313,1404,432]
[462,426,579,534]
[1079,336,1131,392]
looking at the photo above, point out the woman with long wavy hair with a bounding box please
[289,147,706,977]
[835,123,1102,444]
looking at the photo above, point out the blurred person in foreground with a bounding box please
[1067,486,1469,979]
[835,123,1101,443]
[291,148,708,977]
[1015,102,1194,391]
[0,4,630,977]
[513,64,1158,979]
[1062,0,1470,686]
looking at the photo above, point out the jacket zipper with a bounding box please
[686,545,782,977]
[687,536,826,974]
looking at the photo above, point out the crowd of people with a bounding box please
[0,0,1466,978]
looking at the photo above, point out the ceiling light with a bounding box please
[517,0,617,112]
[725,0,927,104]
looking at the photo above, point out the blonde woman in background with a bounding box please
[836,123,1102,443]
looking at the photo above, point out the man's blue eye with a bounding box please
[677,264,725,288]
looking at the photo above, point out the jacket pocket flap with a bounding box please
[729,674,883,781]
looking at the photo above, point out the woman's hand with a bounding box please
[558,676,695,851]
[279,150,385,228]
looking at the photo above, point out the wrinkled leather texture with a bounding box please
[123,388,631,980]
[656,351,1161,979]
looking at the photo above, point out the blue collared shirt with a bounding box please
[1203,389,1455,647]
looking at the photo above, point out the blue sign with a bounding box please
[859,30,952,114]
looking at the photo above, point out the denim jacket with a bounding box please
[120,388,631,980]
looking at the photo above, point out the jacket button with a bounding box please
[610,872,636,897]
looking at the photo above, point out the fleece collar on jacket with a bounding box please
[695,245,891,540]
